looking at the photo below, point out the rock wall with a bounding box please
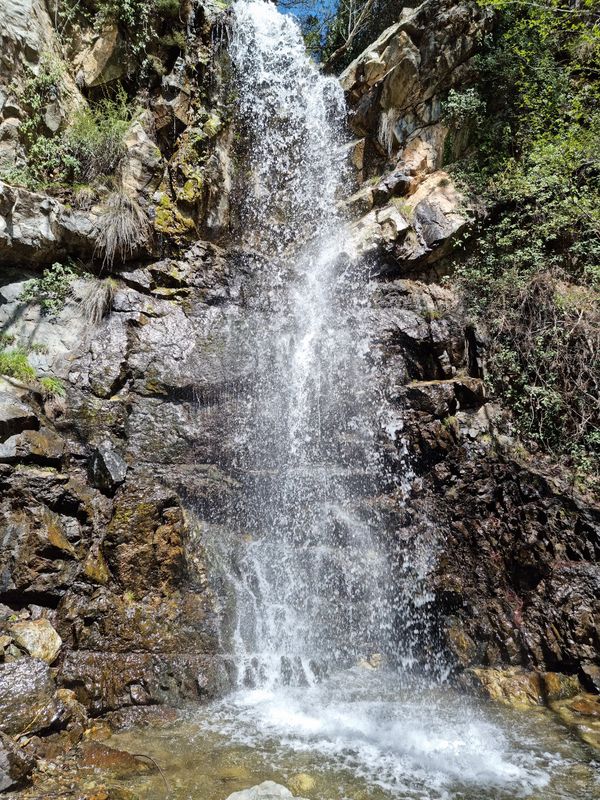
[340,0,600,686]
[0,0,239,788]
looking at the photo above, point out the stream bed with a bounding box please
[96,670,599,800]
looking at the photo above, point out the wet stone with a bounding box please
[0,731,34,791]
[0,658,56,736]
[89,441,128,495]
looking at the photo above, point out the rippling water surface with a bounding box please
[105,670,599,800]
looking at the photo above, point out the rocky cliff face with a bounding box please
[339,0,600,688]
[0,0,599,792]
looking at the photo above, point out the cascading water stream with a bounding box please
[220,0,406,688]
[181,3,600,798]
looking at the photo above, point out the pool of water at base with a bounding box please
[105,669,600,800]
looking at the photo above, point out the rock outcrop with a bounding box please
[340,0,600,692]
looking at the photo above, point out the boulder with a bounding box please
[9,618,62,663]
[0,658,56,736]
[226,782,308,800]
[89,441,127,495]
[469,667,545,709]
[0,731,34,792]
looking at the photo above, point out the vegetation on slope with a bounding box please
[448,0,600,491]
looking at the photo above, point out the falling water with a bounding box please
[220,0,406,688]
[188,3,600,798]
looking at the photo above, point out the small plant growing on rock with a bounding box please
[66,89,133,182]
[0,350,36,383]
[74,277,117,324]
[39,376,67,419]
[20,262,79,317]
[95,191,152,267]
[39,376,66,399]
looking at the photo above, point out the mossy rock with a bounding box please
[154,194,196,239]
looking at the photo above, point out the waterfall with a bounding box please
[217,0,409,689]
[184,4,583,797]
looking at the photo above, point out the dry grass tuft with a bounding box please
[74,277,116,325]
[94,191,152,267]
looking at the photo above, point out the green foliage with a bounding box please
[66,88,134,182]
[450,1,600,489]
[442,89,485,128]
[1,60,134,190]
[39,376,66,399]
[0,350,36,383]
[20,262,79,316]
[6,58,74,188]
[90,0,182,56]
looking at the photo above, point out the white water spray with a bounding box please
[221,0,405,688]
[196,3,582,797]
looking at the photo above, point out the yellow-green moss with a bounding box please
[154,194,196,238]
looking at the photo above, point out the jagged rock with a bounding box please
[120,116,163,196]
[59,651,226,714]
[226,782,308,800]
[0,182,96,266]
[0,393,38,441]
[341,0,493,160]
[373,171,411,204]
[74,24,123,88]
[9,618,62,663]
[0,427,65,464]
[0,658,56,736]
[0,501,81,599]
[0,731,34,792]
[89,441,127,495]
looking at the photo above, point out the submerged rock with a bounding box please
[226,782,308,800]
[287,774,315,795]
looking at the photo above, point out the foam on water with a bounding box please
[201,670,560,800]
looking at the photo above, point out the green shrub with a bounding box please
[20,262,79,316]
[39,376,66,399]
[442,88,485,128]
[448,2,600,488]
[0,350,36,382]
[66,89,133,182]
